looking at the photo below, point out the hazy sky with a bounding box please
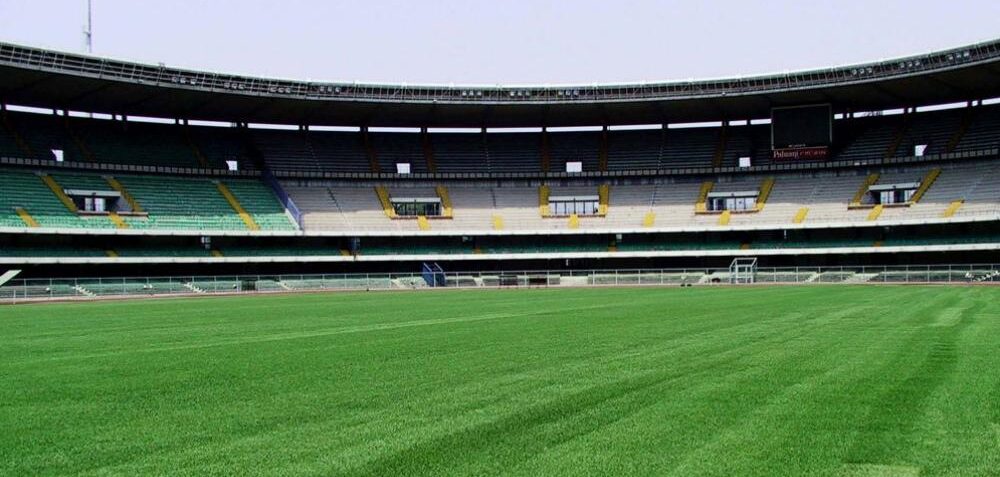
[0,0,997,85]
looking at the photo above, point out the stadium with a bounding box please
[2,3,1000,475]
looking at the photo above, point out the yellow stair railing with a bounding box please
[216,182,260,230]
[374,186,397,218]
[867,204,884,221]
[568,213,580,229]
[435,185,453,218]
[642,211,656,227]
[718,210,732,225]
[492,214,504,230]
[908,168,941,204]
[694,181,714,213]
[105,177,143,213]
[942,200,964,218]
[539,185,550,217]
[754,177,775,211]
[850,173,880,207]
[107,211,128,229]
[417,215,431,230]
[792,207,809,224]
[211,249,224,257]
[598,184,610,216]
[40,175,78,212]
[14,207,39,227]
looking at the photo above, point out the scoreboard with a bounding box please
[771,104,832,159]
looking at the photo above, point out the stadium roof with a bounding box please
[1,39,1000,127]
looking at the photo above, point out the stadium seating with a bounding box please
[2,105,999,175]
[0,169,112,229]
[371,132,427,173]
[274,156,999,232]
[0,167,294,232]
[432,133,487,173]
[486,133,542,173]
[116,174,294,231]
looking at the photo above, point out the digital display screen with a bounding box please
[771,104,832,149]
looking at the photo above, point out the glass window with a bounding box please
[549,199,599,216]
[392,201,440,216]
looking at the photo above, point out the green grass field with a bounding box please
[2,286,999,476]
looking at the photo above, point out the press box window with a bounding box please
[83,196,107,213]
[706,191,759,212]
[391,197,440,216]
[549,195,599,216]
[63,188,128,214]
[869,183,918,205]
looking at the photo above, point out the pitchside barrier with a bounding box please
[1,264,998,302]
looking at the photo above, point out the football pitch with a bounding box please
[2,286,999,476]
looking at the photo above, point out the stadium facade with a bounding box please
[0,39,999,280]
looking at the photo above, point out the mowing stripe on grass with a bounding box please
[1,286,998,476]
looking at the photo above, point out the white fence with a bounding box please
[2,264,998,302]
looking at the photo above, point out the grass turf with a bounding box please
[1,286,999,476]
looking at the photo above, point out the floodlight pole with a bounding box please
[84,0,93,54]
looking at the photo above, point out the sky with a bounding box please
[0,0,998,85]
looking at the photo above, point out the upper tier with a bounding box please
[2,39,1000,126]
[2,104,998,174]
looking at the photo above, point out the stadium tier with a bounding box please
[4,157,998,235]
[4,106,1000,173]
[0,39,999,276]
[0,168,295,232]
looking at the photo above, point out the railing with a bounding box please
[2,264,997,303]
[3,143,997,183]
[2,39,998,103]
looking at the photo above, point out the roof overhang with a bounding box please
[1,39,1000,127]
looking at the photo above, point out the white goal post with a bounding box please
[730,258,758,284]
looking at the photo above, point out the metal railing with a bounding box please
[2,264,998,303]
[2,39,998,104]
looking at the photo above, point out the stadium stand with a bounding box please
[1,105,1000,175]
[0,169,297,231]
[0,39,999,276]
